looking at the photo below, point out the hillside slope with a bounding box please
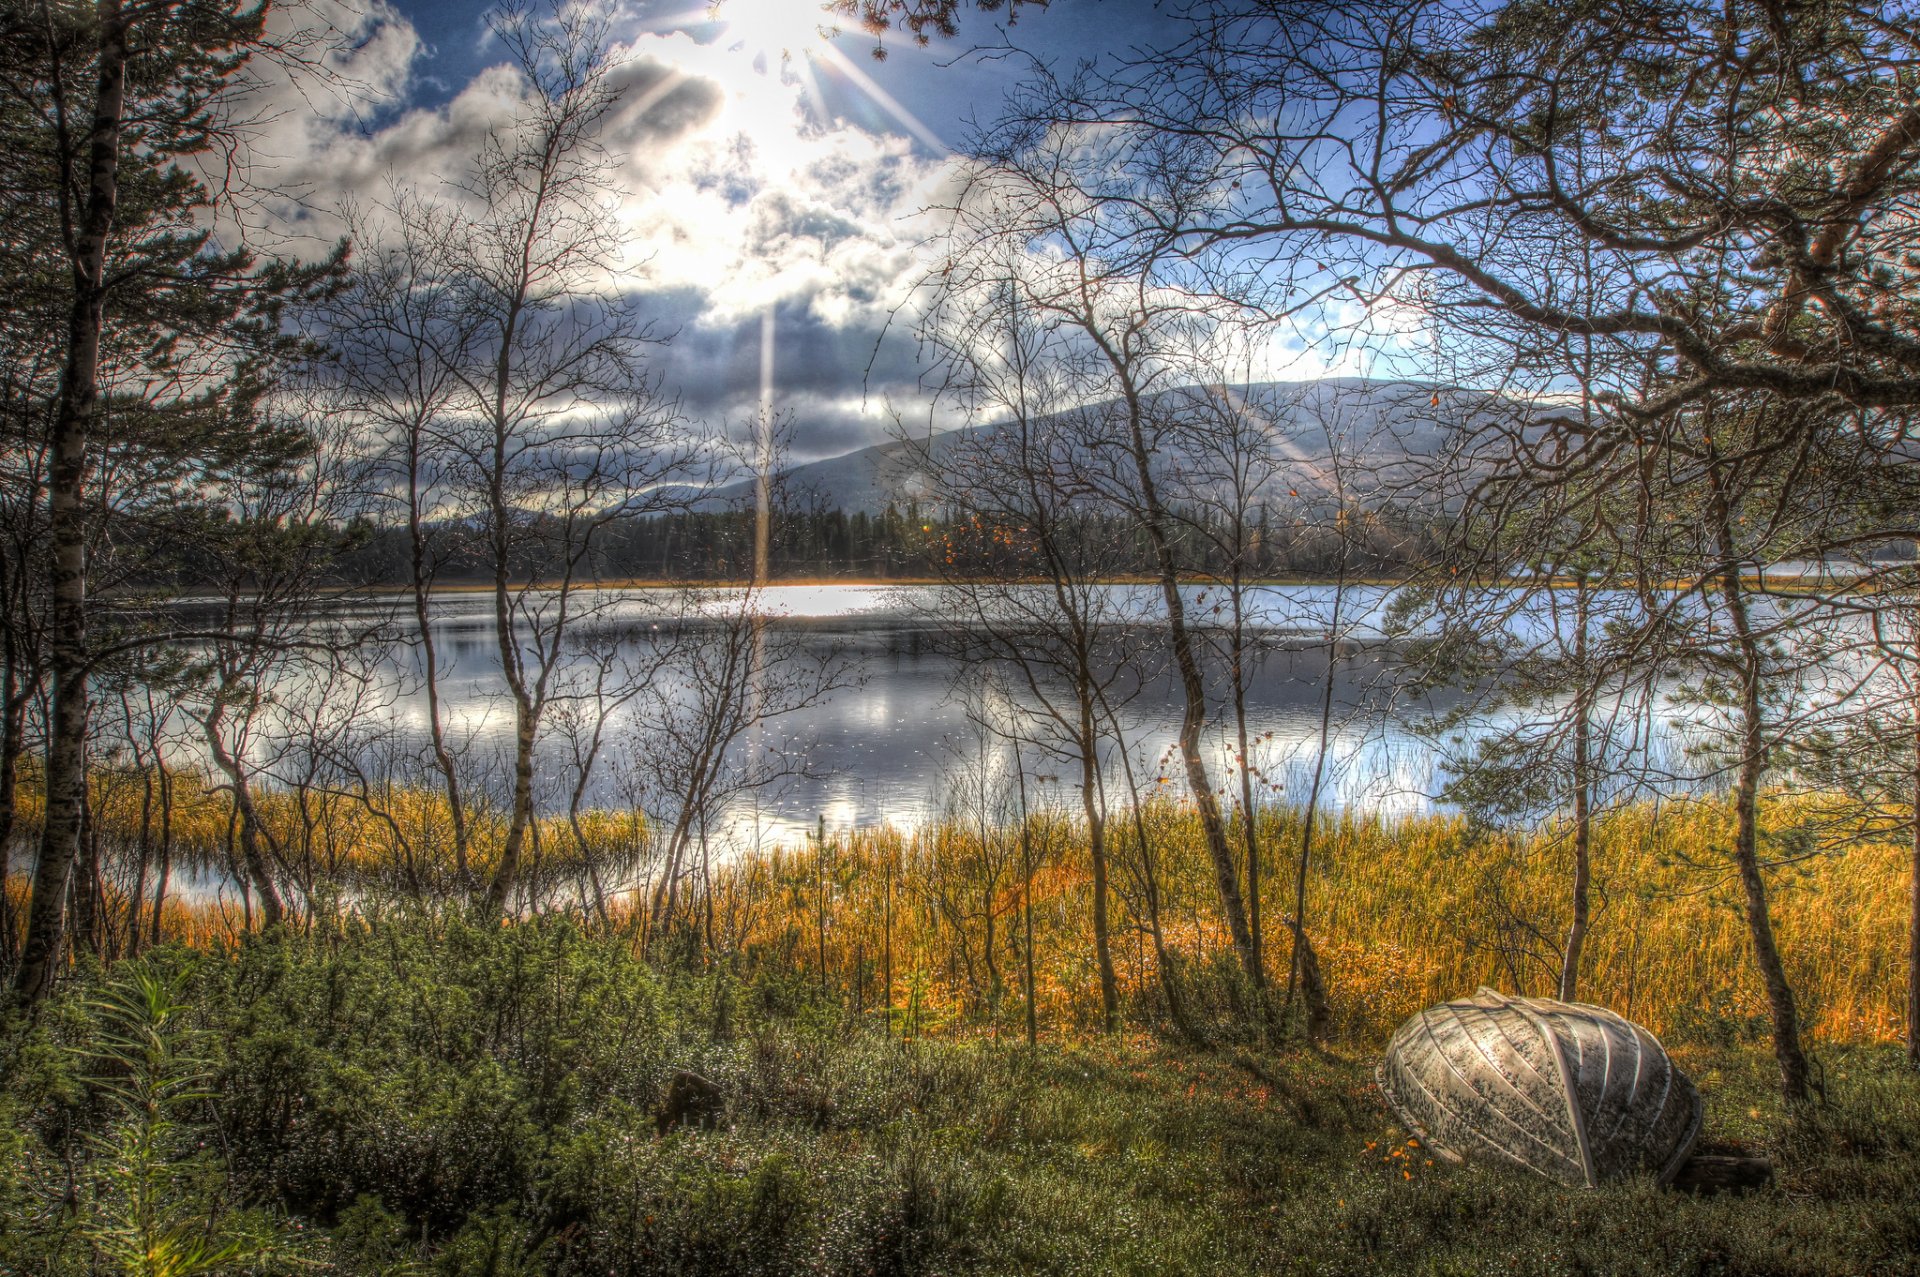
[703,378,1545,514]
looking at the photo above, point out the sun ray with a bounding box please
[638,6,720,33]
[631,2,948,152]
[815,41,949,155]
[624,64,691,120]
[756,306,776,586]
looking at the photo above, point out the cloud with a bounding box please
[242,6,951,465]
[639,291,955,464]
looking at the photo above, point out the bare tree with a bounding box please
[395,1,703,918]
[932,135,1268,992]
[635,583,853,950]
[324,195,484,892]
[1034,0,1920,421]
[178,403,371,929]
[914,258,1146,1030]
[1393,377,1673,1007]
[544,626,662,926]
[963,0,1920,1094]
[1793,603,1920,1068]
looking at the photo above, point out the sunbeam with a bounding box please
[815,40,950,154]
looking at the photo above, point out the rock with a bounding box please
[1669,1155,1774,1196]
[656,1069,725,1135]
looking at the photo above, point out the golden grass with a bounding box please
[6,772,1906,1046]
[674,791,1907,1045]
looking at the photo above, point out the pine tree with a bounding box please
[6,0,339,1006]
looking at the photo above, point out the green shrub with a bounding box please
[5,916,1919,1276]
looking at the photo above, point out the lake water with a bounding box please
[226,582,1731,849]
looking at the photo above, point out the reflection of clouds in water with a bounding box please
[231,584,1743,855]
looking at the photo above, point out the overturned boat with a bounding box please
[1377,987,1702,1188]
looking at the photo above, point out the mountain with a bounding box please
[698,378,1551,516]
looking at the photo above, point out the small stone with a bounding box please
[656,1069,725,1135]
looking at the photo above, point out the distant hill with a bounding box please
[697,378,1546,516]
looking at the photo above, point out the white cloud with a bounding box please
[238,6,951,456]
[275,14,946,317]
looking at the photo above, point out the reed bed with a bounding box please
[9,770,1901,1049]
[678,795,1905,1046]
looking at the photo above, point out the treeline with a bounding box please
[295,502,1441,585]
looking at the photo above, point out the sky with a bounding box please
[264,0,1257,464]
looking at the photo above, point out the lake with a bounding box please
[236,582,1721,848]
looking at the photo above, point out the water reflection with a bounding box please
[241,584,1714,849]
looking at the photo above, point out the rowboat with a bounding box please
[1376,987,1703,1188]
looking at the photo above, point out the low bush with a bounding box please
[3,916,1917,1275]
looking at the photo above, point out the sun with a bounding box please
[709,0,839,62]
[642,0,949,152]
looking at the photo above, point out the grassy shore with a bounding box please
[3,918,1917,1277]
[30,773,1910,1048]
[6,784,1917,1272]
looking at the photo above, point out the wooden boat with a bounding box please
[1376,987,1703,1188]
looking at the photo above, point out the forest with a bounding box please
[4,0,1920,1273]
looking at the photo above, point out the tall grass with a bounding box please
[684,794,1905,1047]
[7,773,1905,1049]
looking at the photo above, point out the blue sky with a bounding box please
[276,1,1225,461]
[387,1,1187,147]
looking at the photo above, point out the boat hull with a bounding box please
[1377,988,1702,1188]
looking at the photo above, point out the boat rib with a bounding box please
[1376,988,1703,1188]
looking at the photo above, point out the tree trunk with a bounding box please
[1237,691,1262,978]
[482,674,538,918]
[1561,583,1594,1003]
[204,696,285,929]
[408,455,469,892]
[1285,541,1346,1039]
[479,238,534,919]
[0,654,25,962]
[1231,574,1265,986]
[1286,919,1330,1039]
[1080,693,1120,1032]
[71,778,99,959]
[149,756,173,949]
[1115,380,1258,986]
[1112,734,1197,1041]
[883,847,893,1035]
[1909,677,1919,1069]
[981,841,1001,1018]
[1130,796,1197,1041]
[1713,481,1811,1105]
[128,738,153,957]
[1016,758,1038,1047]
[13,0,129,1007]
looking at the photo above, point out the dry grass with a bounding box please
[8,775,1905,1047]
[677,794,1904,1045]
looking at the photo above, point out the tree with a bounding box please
[1394,383,1678,1005]
[1063,0,1920,420]
[1559,391,1853,1102]
[1676,399,1831,1104]
[393,0,700,919]
[932,133,1268,993]
[175,397,365,930]
[974,0,1920,1093]
[914,257,1142,1032]
[6,0,341,1006]
[1793,604,1920,1068]
[323,195,483,892]
[826,0,1045,54]
[634,579,852,951]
